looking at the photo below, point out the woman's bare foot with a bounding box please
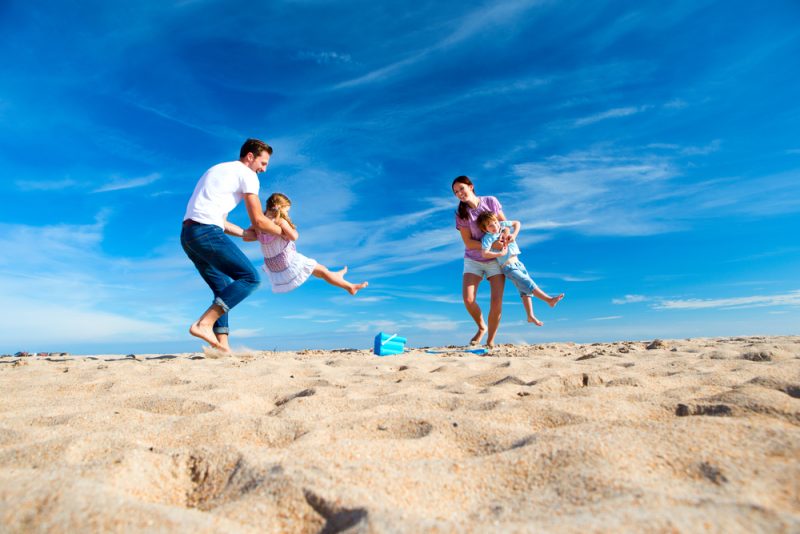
[549,293,564,307]
[189,322,232,353]
[528,316,544,326]
[348,281,369,295]
[470,324,487,345]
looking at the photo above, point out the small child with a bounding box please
[477,212,563,326]
[257,193,368,295]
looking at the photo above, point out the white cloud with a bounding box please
[297,50,352,64]
[589,315,622,321]
[16,178,80,191]
[93,172,161,193]
[664,98,688,109]
[655,290,800,310]
[334,0,544,89]
[681,139,721,156]
[509,150,681,236]
[612,294,649,304]
[574,106,649,127]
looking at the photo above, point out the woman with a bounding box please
[452,175,508,348]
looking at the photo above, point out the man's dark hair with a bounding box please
[240,138,273,159]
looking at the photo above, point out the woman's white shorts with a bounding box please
[463,257,503,279]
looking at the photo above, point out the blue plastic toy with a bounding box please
[373,332,407,356]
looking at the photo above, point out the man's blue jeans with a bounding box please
[181,222,260,334]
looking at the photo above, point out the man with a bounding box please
[181,138,283,353]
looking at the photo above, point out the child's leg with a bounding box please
[531,287,564,307]
[521,295,543,326]
[312,264,368,295]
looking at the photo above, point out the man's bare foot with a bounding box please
[189,322,224,349]
[528,316,544,326]
[202,345,230,359]
[470,325,487,345]
[189,323,231,352]
[348,281,368,295]
[549,293,564,308]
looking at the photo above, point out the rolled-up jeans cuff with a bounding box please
[213,326,229,335]
[213,296,230,313]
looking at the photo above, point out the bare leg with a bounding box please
[312,264,368,295]
[189,304,231,352]
[522,295,543,326]
[486,274,505,347]
[462,273,486,345]
[532,288,564,307]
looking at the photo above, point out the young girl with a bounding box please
[257,193,368,295]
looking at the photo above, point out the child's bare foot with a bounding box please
[549,293,564,307]
[528,316,544,326]
[348,281,368,295]
[189,322,224,349]
[470,324,487,345]
[338,266,349,277]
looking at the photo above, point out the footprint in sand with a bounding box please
[127,396,216,416]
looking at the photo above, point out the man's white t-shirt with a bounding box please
[183,161,260,229]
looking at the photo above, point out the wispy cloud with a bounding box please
[612,294,649,304]
[590,315,622,321]
[334,0,544,89]
[297,50,352,64]
[655,290,800,310]
[509,149,681,236]
[681,139,721,156]
[16,178,79,191]
[93,172,161,193]
[574,106,650,127]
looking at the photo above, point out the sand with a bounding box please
[1,336,799,533]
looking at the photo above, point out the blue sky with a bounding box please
[2,0,799,354]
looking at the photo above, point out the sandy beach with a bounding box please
[1,336,798,532]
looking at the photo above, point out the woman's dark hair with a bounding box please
[452,175,474,220]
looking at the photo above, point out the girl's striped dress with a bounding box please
[257,232,317,293]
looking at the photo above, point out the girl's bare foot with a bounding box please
[549,293,564,307]
[338,266,349,277]
[470,325,487,345]
[528,316,544,326]
[348,281,368,295]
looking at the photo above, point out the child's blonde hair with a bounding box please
[265,193,296,229]
[476,211,499,231]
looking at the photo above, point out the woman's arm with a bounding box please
[458,227,483,250]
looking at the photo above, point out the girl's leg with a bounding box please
[312,264,368,295]
[462,273,486,345]
[521,295,543,326]
[486,273,506,347]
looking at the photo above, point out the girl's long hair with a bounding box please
[452,175,475,221]
[265,193,296,229]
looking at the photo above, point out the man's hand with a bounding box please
[242,228,258,242]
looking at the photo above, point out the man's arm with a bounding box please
[243,193,283,235]
[277,218,299,242]
[223,219,247,238]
